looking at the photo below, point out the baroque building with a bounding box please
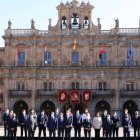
[0,0,140,122]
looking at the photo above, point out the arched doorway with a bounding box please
[95,100,111,115]
[13,100,28,117]
[40,101,55,116]
[63,102,87,115]
[123,100,138,117]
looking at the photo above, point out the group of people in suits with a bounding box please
[2,107,140,139]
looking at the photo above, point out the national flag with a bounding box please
[73,39,77,52]
[128,46,133,58]
[99,43,105,55]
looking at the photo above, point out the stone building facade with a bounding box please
[0,0,140,122]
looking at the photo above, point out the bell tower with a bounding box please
[49,0,99,35]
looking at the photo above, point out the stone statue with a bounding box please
[7,20,12,29]
[97,18,101,30]
[31,19,35,29]
[114,18,119,29]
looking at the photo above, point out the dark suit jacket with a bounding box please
[57,117,65,129]
[64,116,73,129]
[37,114,48,127]
[73,114,82,128]
[122,114,132,129]
[83,119,92,129]
[47,117,57,130]
[132,116,140,129]
[104,119,112,132]
[9,117,18,130]
[19,113,28,125]
[3,112,9,123]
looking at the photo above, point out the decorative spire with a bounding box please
[31,19,35,29]
[49,18,52,26]
[7,20,12,29]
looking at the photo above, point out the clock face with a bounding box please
[72,30,78,35]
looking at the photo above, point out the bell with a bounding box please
[73,17,78,25]
[63,20,66,25]
[85,20,88,25]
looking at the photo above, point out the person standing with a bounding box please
[7,110,14,138]
[93,112,102,138]
[83,112,92,139]
[64,110,73,140]
[9,113,18,140]
[132,111,140,137]
[3,108,9,137]
[37,110,48,139]
[57,112,65,140]
[102,110,108,137]
[47,111,57,140]
[73,110,82,138]
[19,109,28,139]
[111,112,119,137]
[122,109,132,137]
[26,109,37,140]
[104,114,112,138]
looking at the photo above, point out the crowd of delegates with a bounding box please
[2,107,140,140]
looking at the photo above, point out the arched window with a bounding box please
[44,51,52,65]
[61,16,67,30]
[71,13,79,29]
[71,51,79,64]
[83,16,89,29]
[127,46,133,65]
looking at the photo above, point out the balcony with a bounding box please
[93,89,115,98]
[120,90,140,98]
[9,90,31,97]
[37,89,56,96]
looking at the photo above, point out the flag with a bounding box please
[99,43,105,55]
[17,47,20,56]
[70,91,80,103]
[128,46,133,58]
[73,39,77,52]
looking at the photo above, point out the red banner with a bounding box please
[58,91,67,103]
[82,90,92,103]
[70,91,80,103]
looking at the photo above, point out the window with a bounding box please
[44,51,52,65]
[61,16,67,30]
[127,46,133,65]
[71,82,79,90]
[44,82,53,91]
[71,51,79,64]
[18,52,25,65]
[16,82,26,90]
[99,82,107,91]
[83,16,89,29]
[126,82,134,91]
[99,52,107,65]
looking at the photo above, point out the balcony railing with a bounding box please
[9,90,31,97]
[4,28,140,36]
[37,89,56,96]
[120,90,140,97]
[93,89,115,98]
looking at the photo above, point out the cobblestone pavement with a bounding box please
[0,126,135,137]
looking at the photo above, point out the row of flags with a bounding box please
[16,41,134,60]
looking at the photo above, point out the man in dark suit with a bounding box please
[3,108,9,136]
[104,114,112,138]
[122,109,132,137]
[132,111,140,137]
[37,110,48,139]
[9,113,18,140]
[64,110,73,140]
[73,110,82,138]
[47,111,57,140]
[19,109,28,139]
[102,110,108,137]
[57,112,65,140]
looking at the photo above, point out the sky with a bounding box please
[0,0,140,46]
